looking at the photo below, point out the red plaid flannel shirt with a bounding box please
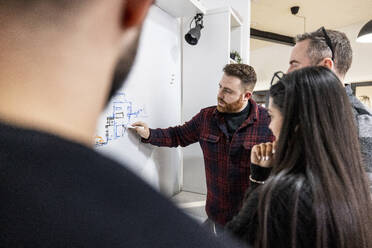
[142,99,274,225]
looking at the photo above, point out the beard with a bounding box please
[105,33,141,106]
[217,95,245,113]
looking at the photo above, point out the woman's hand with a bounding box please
[250,142,276,168]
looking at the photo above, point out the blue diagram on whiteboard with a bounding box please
[95,92,146,147]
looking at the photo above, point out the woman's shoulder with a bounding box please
[227,174,314,247]
[268,174,313,204]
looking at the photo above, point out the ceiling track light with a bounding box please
[185,13,204,46]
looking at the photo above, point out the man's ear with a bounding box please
[318,57,334,71]
[244,91,252,101]
[121,0,154,29]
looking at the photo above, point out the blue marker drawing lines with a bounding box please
[95,92,146,146]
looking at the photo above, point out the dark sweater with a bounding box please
[226,164,315,248]
[0,121,242,248]
[221,102,251,140]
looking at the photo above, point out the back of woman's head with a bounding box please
[271,67,361,176]
[256,66,372,248]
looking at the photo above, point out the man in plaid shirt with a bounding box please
[133,64,274,232]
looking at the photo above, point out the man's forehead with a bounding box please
[220,76,245,93]
[293,40,310,55]
[220,76,241,87]
[221,74,241,83]
[290,40,311,62]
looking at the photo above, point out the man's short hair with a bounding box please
[223,64,257,91]
[296,28,352,77]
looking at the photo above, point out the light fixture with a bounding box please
[185,13,204,46]
[357,20,372,43]
[290,6,306,32]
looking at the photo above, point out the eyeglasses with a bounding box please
[270,71,285,86]
[265,71,285,106]
[320,27,335,61]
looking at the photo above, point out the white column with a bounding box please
[229,0,251,64]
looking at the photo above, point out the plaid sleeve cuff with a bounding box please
[250,163,272,181]
[140,129,153,143]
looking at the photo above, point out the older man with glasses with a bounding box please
[287,27,372,189]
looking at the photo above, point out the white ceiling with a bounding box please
[250,0,372,50]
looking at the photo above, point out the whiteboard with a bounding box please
[95,6,182,196]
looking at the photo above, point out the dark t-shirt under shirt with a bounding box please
[221,102,251,140]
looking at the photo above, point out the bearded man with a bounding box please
[133,64,274,234]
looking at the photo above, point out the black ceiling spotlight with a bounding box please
[290,5,307,32]
[290,6,300,15]
[185,13,204,46]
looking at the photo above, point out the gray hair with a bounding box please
[296,28,353,77]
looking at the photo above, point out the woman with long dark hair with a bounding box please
[226,66,372,248]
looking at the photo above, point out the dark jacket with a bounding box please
[346,85,372,173]
[0,121,241,248]
[226,164,315,248]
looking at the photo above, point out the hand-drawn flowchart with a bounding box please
[95,92,146,147]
